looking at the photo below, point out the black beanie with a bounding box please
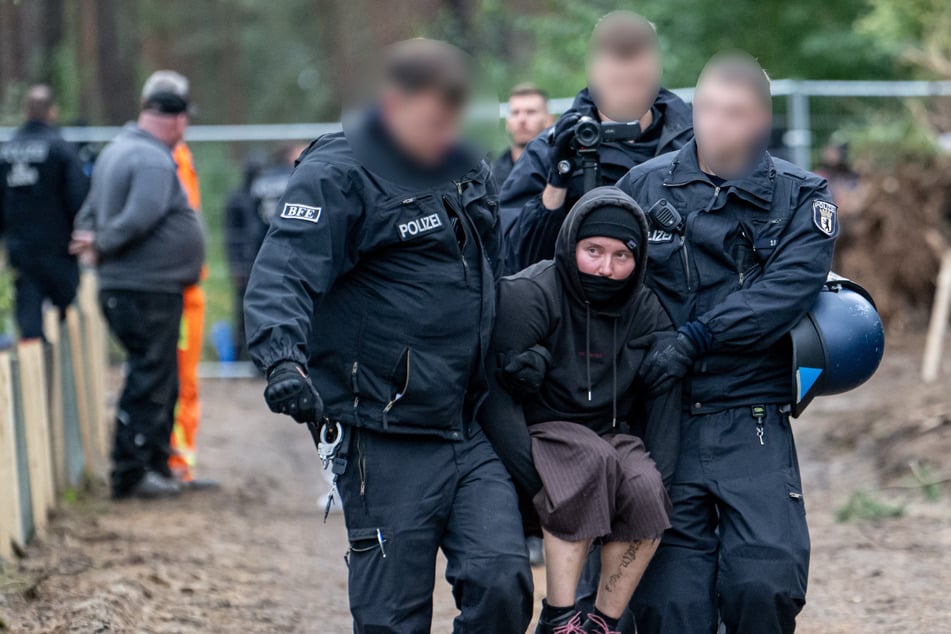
[576,204,640,255]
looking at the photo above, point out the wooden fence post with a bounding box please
[922,250,951,383]
[43,310,67,493]
[66,307,100,472]
[77,272,110,460]
[0,351,23,561]
[17,340,55,538]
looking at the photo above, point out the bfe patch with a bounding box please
[281,203,322,223]
[812,200,838,236]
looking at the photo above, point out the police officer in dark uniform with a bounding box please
[501,11,692,272]
[243,39,532,633]
[225,146,303,359]
[0,85,88,339]
[616,53,838,634]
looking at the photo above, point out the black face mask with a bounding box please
[579,272,631,308]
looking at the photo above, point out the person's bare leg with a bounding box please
[595,538,660,618]
[542,528,593,607]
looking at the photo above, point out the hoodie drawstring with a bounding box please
[611,318,618,428]
[585,303,592,402]
[585,304,619,428]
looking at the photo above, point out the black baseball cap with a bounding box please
[141,70,195,116]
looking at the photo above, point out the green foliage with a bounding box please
[835,491,905,522]
[486,0,899,100]
[0,266,16,337]
[857,0,951,76]
[843,111,938,165]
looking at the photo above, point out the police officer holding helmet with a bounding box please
[501,11,693,272]
[244,39,533,633]
[615,52,838,634]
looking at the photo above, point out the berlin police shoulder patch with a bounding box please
[812,200,838,236]
[281,203,322,223]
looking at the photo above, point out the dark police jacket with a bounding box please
[244,114,503,440]
[500,87,693,272]
[480,187,680,493]
[0,120,88,266]
[224,163,291,284]
[490,148,516,191]
[617,140,838,412]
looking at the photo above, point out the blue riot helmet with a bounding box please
[789,274,885,417]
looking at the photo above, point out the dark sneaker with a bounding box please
[128,470,182,499]
[581,613,620,634]
[527,536,545,567]
[535,609,585,634]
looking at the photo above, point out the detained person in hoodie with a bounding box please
[500,11,693,273]
[480,187,680,634]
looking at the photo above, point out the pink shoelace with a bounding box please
[583,613,620,634]
[552,612,586,634]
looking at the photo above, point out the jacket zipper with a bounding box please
[351,361,360,409]
[383,349,412,414]
[443,192,470,282]
[680,234,692,291]
[705,185,721,211]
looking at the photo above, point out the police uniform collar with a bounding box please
[664,139,775,208]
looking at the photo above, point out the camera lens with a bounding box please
[574,116,602,147]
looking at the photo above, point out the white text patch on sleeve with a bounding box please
[281,203,322,223]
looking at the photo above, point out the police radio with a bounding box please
[647,199,684,234]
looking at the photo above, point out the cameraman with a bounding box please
[501,11,692,273]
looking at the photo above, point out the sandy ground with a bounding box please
[1,336,950,633]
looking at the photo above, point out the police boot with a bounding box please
[534,601,585,634]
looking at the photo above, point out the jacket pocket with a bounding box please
[383,345,468,429]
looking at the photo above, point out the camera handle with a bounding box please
[579,147,600,194]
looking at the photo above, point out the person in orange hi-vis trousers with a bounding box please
[171,141,216,488]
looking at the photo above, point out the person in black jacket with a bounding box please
[491,83,552,189]
[481,187,679,634]
[0,85,88,339]
[501,11,693,272]
[617,53,837,634]
[225,145,304,360]
[223,159,262,359]
[243,39,532,633]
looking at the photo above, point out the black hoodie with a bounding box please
[480,186,681,494]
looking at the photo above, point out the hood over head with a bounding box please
[555,185,649,312]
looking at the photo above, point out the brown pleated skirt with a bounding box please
[530,421,671,542]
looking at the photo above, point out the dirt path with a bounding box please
[2,339,949,632]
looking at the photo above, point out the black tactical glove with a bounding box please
[546,113,581,188]
[639,332,698,396]
[498,345,552,398]
[264,361,323,423]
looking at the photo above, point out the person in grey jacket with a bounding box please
[72,70,204,499]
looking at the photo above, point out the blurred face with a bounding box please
[506,94,551,147]
[588,49,661,122]
[692,78,772,177]
[576,237,636,280]
[382,86,464,166]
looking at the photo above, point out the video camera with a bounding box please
[571,115,643,150]
[562,115,644,193]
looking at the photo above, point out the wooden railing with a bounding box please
[0,273,109,561]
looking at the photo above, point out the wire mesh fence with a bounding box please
[1,80,948,358]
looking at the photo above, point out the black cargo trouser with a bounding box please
[336,425,534,634]
[13,256,79,340]
[629,406,810,634]
[100,289,183,495]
